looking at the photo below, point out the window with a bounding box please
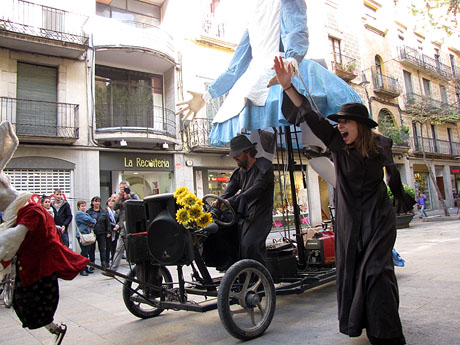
[96,0,160,27]
[329,36,342,64]
[422,78,431,97]
[403,70,413,95]
[439,85,448,104]
[95,65,163,129]
[450,54,458,77]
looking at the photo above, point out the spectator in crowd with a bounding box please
[41,195,54,217]
[105,195,119,265]
[86,196,112,269]
[51,188,72,247]
[75,200,96,276]
[104,181,138,276]
[417,192,428,218]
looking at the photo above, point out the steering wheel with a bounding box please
[202,194,237,227]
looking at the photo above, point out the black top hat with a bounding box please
[327,102,378,128]
[229,135,257,157]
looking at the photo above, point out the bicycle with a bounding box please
[0,258,16,308]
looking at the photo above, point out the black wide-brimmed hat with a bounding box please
[327,102,378,128]
[229,135,256,157]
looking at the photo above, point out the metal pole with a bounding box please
[284,126,306,267]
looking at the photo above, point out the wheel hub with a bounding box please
[245,291,260,307]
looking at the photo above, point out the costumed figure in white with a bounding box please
[0,121,89,345]
[178,0,362,186]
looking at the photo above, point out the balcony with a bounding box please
[371,68,401,98]
[0,97,79,142]
[95,103,177,145]
[411,136,460,156]
[0,0,89,59]
[93,17,175,73]
[404,92,460,119]
[183,117,229,153]
[398,45,452,80]
[331,55,358,82]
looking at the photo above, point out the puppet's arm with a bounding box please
[0,224,28,269]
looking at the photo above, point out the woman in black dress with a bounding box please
[273,56,414,345]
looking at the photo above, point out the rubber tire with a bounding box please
[122,265,172,318]
[217,259,276,340]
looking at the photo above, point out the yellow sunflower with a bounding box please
[176,208,190,225]
[188,206,203,221]
[196,212,213,228]
[181,193,200,208]
[174,186,189,200]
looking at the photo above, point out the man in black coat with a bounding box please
[220,135,274,267]
[52,188,73,247]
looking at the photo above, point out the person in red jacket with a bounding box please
[0,120,88,345]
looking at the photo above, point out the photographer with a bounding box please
[104,181,138,275]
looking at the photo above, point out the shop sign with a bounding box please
[210,176,229,181]
[124,156,170,169]
[451,166,460,174]
[100,152,173,171]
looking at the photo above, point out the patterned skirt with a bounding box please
[13,273,59,329]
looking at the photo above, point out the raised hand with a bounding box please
[177,91,206,122]
[268,56,295,89]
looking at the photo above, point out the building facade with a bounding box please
[1,0,459,250]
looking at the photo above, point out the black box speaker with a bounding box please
[124,200,149,263]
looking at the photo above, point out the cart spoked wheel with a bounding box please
[122,265,173,318]
[217,259,276,340]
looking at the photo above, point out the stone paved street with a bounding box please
[1,215,459,345]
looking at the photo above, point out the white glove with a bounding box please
[177,91,206,122]
[267,57,298,88]
[0,224,29,264]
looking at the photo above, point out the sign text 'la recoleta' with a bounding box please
[124,157,170,169]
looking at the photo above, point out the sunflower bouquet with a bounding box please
[173,186,213,230]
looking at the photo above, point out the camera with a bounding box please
[124,187,131,194]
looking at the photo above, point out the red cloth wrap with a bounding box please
[15,203,88,287]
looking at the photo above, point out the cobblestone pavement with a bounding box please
[1,214,459,345]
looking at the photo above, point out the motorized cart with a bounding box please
[93,127,337,341]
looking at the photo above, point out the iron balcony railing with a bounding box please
[185,117,213,148]
[411,136,460,156]
[95,103,176,138]
[398,45,452,80]
[0,97,79,139]
[404,92,460,118]
[371,68,401,96]
[0,0,89,45]
[183,117,230,151]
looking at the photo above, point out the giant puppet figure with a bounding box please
[178,0,362,186]
[0,121,88,345]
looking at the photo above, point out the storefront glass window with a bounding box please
[208,170,232,196]
[414,172,431,209]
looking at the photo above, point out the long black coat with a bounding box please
[221,157,274,266]
[283,96,414,340]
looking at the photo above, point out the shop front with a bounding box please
[413,164,432,210]
[100,151,174,202]
[451,166,460,197]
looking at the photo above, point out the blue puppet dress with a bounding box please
[206,0,362,146]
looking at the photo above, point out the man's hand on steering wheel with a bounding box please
[203,195,236,227]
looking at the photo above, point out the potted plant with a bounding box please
[387,184,415,228]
